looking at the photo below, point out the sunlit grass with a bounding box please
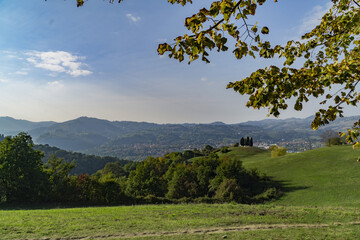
[1,204,360,239]
[2,146,360,239]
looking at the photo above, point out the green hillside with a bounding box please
[3,145,360,239]
[219,146,360,207]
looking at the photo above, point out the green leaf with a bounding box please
[261,26,269,34]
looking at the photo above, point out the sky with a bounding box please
[0,0,356,124]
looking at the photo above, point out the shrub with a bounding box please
[214,178,245,202]
[252,187,282,203]
[270,145,287,158]
[220,146,230,153]
[329,137,346,146]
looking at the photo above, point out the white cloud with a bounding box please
[297,2,333,36]
[1,50,22,60]
[200,77,208,82]
[47,80,64,88]
[13,71,28,75]
[25,51,92,77]
[126,13,141,23]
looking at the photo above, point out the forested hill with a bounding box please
[0,115,358,160]
[34,144,132,175]
[0,116,55,135]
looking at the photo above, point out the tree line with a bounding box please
[0,133,280,205]
[240,137,253,147]
[34,144,132,175]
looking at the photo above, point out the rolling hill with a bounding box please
[0,115,358,160]
[218,145,360,207]
[0,116,55,136]
[34,144,132,175]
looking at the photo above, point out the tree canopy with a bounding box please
[0,133,46,202]
[77,0,360,147]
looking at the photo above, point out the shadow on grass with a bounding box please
[0,202,122,211]
[275,179,309,196]
[0,179,308,211]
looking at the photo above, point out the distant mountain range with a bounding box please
[0,115,358,160]
[0,116,55,135]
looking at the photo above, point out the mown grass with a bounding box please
[2,146,360,239]
[2,204,360,239]
[229,145,360,207]
[121,225,360,240]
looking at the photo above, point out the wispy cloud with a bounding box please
[1,50,23,60]
[297,2,333,36]
[126,13,141,23]
[25,51,92,77]
[47,80,64,89]
[200,77,208,82]
[12,71,28,76]
[0,78,9,83]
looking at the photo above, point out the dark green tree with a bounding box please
[44,155,75,202]
[214,178,243,202]
[126,157,168,197]
[0,133,48,202]
[183,150,195,160]
[249,137,253,147]
[202,145,214,155]
[192,153,221,197]
[166,163,198,199]
[240,137,245,146]
[100,161,127,178]
[74,174,103,203]
[245,136,250,146]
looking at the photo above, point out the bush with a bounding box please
[220,146,230,153]
[252,187,282,203]
[215,178,245,202]
[270,145,287,158]
[329,137,346,146]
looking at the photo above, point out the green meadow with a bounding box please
[2,145,360,239]
[239,145,360,207]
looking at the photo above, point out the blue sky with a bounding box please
[1,0,354,123]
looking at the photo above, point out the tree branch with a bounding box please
[335,80,360,108]
[205,1,243,33]
[186,0,244,38]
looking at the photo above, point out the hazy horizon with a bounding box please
[0,114,353,126]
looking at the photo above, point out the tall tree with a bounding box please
[0,133,47,202]
[240,137,245,146]
[44,155,75,202]
[245,136,250,146]
[321,130,341,147]
[126,157,168,197]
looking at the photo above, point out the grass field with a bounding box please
[236,145,360,207]
[2,145,360,239]
[2,204,360,239]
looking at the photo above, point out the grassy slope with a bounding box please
[3,146,360,239]
[2,204,360,239]
[221,145,360,207]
